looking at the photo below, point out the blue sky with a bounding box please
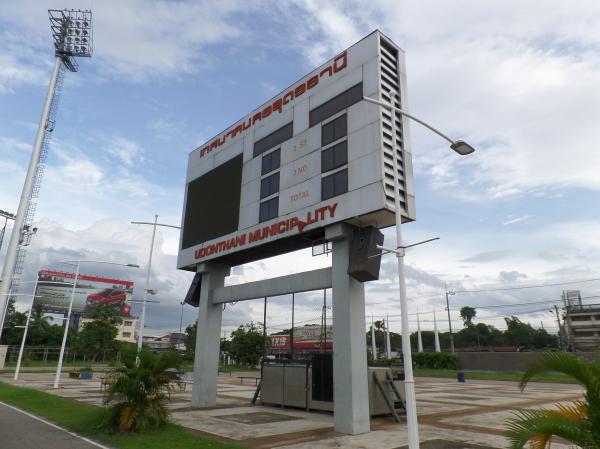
[1,0,599,339]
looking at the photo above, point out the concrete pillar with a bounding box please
[326,223,370,435]
[192,262,230,407]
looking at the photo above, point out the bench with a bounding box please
[236,376,260,386]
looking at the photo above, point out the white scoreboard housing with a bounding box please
[178,30,415,269]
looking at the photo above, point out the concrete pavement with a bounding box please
[1,372,585,449]
[0,401,110,449]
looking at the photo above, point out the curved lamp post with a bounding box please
[131,215,180,360]
[53,259,139,389]
[363,94,476,449]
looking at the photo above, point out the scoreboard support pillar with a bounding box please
[327,223,371,435]
[191,262,230,407]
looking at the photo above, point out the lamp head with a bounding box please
[450,140,476,156]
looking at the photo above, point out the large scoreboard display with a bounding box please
[178,30,415,269]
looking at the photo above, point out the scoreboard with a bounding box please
[178,30,415,269]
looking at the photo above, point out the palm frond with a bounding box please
[520,352,593,392]
[506,409,596,449]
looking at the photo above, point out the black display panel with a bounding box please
[181,154,243,249]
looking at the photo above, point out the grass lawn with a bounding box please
[0,381,247,449]
[414,368,577,384]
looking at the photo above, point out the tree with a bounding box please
[460,306,477,327]
[504,316,537,348]
[76,303,121,362]
[1,298,27,345]
[228,322,267,365]
[506,352,600,448]
[104,347,180,432]
[184,321,197,359]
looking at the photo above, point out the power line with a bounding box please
[452,277,600,293]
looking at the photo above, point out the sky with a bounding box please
[1,0,599,342]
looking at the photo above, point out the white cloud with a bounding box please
[502,215,530,226]
[103,136,141,166]
[0,0,254,86]
[275,0,600,199]
[0,136,32,153]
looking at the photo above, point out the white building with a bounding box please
[78,315,139,344]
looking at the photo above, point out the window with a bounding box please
[259,197,278,222]
[309,83,363,127]
[321,141,347,172]
[322,169,348,200]
[322,115,347,146]
[260,172,279,199]
[124,321,133,327]
[122,332,131,338]
[254,122,293,157]
[261,148,280,175]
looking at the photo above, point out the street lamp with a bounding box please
[179,301,185,334]
[53,259,139,389]
[363,94,476,449]
[131,215,180,358]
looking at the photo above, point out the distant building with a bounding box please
[78,315,139,344]
[142,332,187,351]
[269,324,333,355]
[563,290,600,351]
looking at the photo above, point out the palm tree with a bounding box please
[506,351,600,449]
[103,348,180,432]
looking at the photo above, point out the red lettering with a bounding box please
[262,105,272,119]
[283,91,294,105]
[232,123,243,137]
[307,75,319,89]
[319,66,333,78]
[327,203,338,218]
[272,98,283,114]
[249,229,262,243]
[294,83,306,98]
[198,52,350,158]
[333,51,347,73]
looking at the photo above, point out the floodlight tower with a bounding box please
[0,10,93,338]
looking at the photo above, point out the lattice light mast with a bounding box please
[0,10,93,338]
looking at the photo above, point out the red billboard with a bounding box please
[33,270,134,316]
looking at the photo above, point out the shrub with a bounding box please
[370,352,458,370]
[413,352,458,370]
[103,348,180,432]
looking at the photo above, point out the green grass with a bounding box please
[0,381,247,449]
[414,368,578,384]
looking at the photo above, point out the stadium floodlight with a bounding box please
[49,9,93,72]
[0,9,93,340]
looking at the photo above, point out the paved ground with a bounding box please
[0,371,584,449]
[0,401,106,449]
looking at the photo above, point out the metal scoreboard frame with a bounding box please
[178,30,415,269]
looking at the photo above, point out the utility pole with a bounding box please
[445,285,455,353]
[385,316,391,359]
[263,297,267,358]
[290,293,295,359]
[371,313,377,361]
[552,305,564,350]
